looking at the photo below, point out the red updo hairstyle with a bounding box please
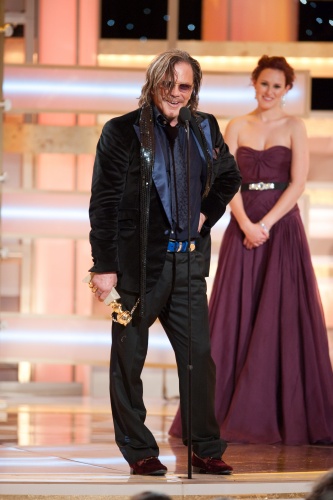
[251,55,295,89]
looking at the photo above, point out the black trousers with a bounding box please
[110,251,227,465]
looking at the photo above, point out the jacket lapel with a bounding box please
[134,123,172,225]
[190,115,213,198]
[199,118,213,155]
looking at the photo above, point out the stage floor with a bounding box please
[0,395,332,499]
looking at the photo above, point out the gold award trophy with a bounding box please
[83,274,139,326]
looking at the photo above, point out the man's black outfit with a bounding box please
[89,103,241,467]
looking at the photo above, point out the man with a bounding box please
[88,49,241,476]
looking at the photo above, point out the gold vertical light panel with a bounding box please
[32,0,99,387]
[202,0,299,41]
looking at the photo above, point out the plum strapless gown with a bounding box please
[169,146,333,445]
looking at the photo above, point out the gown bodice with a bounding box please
[237,145,291,184]
[236,145,292,221]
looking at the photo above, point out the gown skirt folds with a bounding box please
[169,145,333,445]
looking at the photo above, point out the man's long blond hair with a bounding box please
[138,49,202,112]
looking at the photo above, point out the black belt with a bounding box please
[167,240,196,253]
[241,182,289,192]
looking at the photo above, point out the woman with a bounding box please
[170,55,333,445]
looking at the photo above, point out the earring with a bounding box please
[281,95,286,107]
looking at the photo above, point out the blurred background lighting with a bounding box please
[2,206,88,221]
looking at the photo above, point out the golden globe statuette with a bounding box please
[83,274,138,326]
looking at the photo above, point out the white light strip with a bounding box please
[0,455,175,467]
[200,85,301,103]
[5,80,140,98]
[4,77,301,104]
[2,206,88,221]
[0,331,171,348]
[4,65,309,116]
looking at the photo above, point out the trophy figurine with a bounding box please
[83,274,139,326]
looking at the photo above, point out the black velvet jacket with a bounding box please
[89,107,241,294]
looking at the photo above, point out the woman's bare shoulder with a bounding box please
[226,114,252,131]
[285,114,306,129]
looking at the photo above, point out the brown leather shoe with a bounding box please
[130,456,167,476]
[192,453,233,475]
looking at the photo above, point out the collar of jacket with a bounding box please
[190,113,213,199]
